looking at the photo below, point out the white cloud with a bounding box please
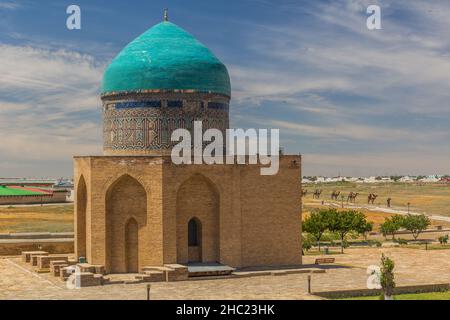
[0,45,104,176]
[0,1,20,10]
[1,0,450,177]
[227,0,450,175]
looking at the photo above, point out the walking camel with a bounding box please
[331,190,340,200]
[347,192,359,203]
[367,193,378,204]
[313,189,322,199]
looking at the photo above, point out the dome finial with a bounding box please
[163,8,169,21]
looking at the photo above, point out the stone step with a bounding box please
[21,251,48,263]
[51,263,68,277]
[75,272,103,287]
[74,263,106,275]
[142,266,173,272]
[63,271,104,287]
[164,264,188,281]
[30,254,49,266]
[140,270,165,282]
[37,255,69,269]
[141,265,188,282]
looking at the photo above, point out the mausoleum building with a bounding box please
[74,15,302,274]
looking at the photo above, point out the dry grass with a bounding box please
[303,182,450,217]
[0,205,73,233]
[2,182,450,234]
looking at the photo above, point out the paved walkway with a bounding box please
[303,247,450,289]
[0,247,449,300]
[321,200,450,223]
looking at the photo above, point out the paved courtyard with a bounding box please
[0,247,449,300]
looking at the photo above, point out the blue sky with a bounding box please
[1,0,450,177]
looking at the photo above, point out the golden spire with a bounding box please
[164,8,169,21]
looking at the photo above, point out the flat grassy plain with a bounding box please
[341,291,450,300]
[303,182,450,217]
[1,182,450,234]
[0,204,73,233]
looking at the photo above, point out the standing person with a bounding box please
[387,197,391,208]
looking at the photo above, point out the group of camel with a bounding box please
[303,189,381,204]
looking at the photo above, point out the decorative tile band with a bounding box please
[115,100,162,109]
[103,100,229,152]
[207,102,228,110]
[167,100,183,108]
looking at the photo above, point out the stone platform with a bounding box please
[186,263,235,277]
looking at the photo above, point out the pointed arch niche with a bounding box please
[105,174,147,273]
[176,174,219,264]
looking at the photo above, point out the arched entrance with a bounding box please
[125,218,139,273]
[75,175,87,259]
[106,174,147,273]
[176,174,219,264]
[188,218,202,262]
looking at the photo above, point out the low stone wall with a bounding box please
[0,233,74,255]
[314,283,450,299]
[0,232,73,240]
[0,191,69,205]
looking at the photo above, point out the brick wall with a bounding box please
[74,154,302,272]
[0,240,73,256]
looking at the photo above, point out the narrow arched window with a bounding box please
[188,218,199,246]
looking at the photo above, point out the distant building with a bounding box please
[0,178,55,188]
[399,176,414,182]
[419,175,440,183]
[0,185,68,205]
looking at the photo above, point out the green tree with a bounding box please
[438,234,448,245]
[401,214,430,240]
[380,254,395,300]
[379,215,403,240]
[301,234,313,254]
[302,209,333,251]
[328,210,367,253]
[357,221,373,241]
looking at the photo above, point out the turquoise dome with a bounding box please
[102,21,231,97]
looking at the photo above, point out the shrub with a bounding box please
[303,208,370,253]
[401,214,431,240]
[302,234,314,252]
[303,209,335,251]
[380,215,404,240]
[374,240,382,247]
[380,254,395,299]
[328,210,368,253]
[438,234,449,245]
[321,232,340,242]
[342,239,349,249]
[396,238,408,245]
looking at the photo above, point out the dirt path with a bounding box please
[306,201,450,223]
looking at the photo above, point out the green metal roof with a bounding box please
[102,21,231,97]
[0,186,44,196]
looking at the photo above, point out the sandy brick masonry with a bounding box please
[74,155,302,273]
